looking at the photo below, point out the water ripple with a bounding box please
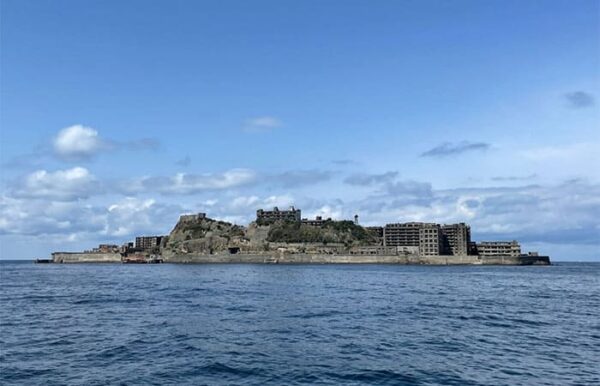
[1,262,599,385]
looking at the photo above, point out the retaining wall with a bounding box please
[51,252,122,263]
[164,253,550,265]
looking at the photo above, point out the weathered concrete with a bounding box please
[52,252,122,263]
[164,253,550,265]
[49,251,550,265]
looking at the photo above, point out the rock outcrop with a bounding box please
[161,214,380,259]
[161,214,247,259]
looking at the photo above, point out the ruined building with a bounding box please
[135,236,164,250]
[441,223,471,256]
[476,241,521,257]
[383,222,444,256]
[256,207,301,224]
[383,222,473,256]
[301,216,331,226]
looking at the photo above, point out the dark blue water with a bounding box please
[1,262,598,385]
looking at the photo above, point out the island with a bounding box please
[48,206,550,265]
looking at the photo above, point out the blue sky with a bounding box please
[1,0,599,260]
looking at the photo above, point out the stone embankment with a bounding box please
[48,251,550,265]
[164,253,550,265]
[51,252,122,263]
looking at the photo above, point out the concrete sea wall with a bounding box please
[52,252,122,263]
[49,252,550,265]
[165,253,550,265]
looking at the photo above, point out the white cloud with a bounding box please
[306,205,344,220]
[0,195,104,236]
[53,125,108,160]
[13,167,100,200]
[0,195,181,240]
[354,179,600,246]
[1,158,598,261]
[104,197,180,237]
[50,124,159,161]
[127,169,258,195]
[243,116,282,133]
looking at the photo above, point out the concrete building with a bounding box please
[418,223,444,256]
[135,236,164,250]
[90,244,119,253]
[468,241,479,256]
[383,222,423,247]
[441,223,471,255]
[179,213,206,222]
[383,222,443,256]
[301,216,331,226]
[476,241,521,257]
[256,207,301,223]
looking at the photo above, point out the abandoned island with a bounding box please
[47,206,550,265]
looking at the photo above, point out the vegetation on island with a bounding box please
[266,219,377,245]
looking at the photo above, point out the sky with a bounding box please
[1,0,599,260]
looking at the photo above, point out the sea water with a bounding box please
[1,261,598,385]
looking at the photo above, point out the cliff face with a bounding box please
[161,215,380,259]
[161,215,247,259]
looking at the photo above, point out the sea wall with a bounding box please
[165,253,550,265]
[52,252,122,263]
[49,251,550,265]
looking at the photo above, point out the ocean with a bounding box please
[0,261,598,385]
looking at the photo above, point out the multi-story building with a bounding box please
[441,223,471,255]
[418,223,444,256]
[383,222,423,247]
[256,207,301,223]
[476,241,521,257]
[135,236,164,250]
[383,222,443,256]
